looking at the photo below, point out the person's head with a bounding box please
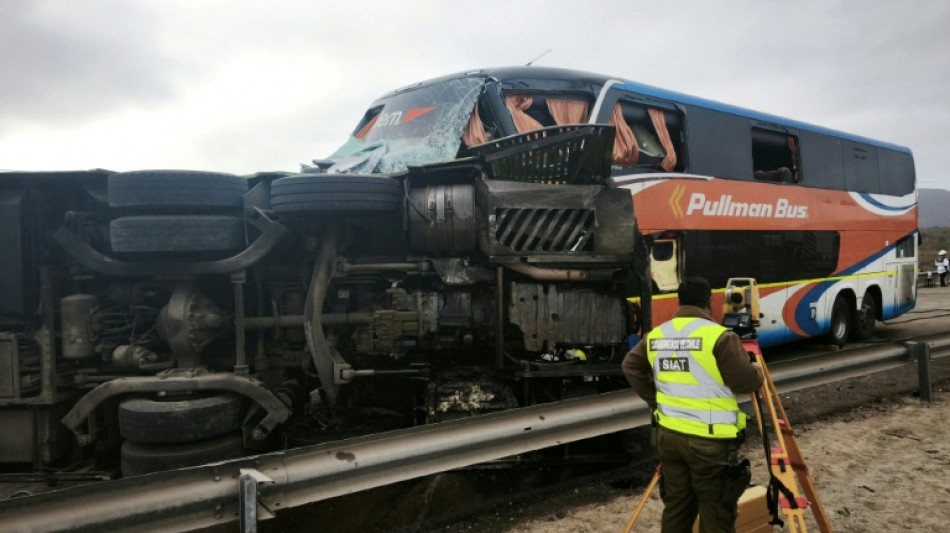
[677,277,712,310]
[940,250,947,257]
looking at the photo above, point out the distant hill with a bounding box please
[919,188,950,228]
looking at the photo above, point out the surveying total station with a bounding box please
[624,278,832,533]
[721,277,760,336]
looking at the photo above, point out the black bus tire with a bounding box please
[270,174,402,215]
[827,296,851,347]
[852,292,878,341]
[120,433,246,477]
[110,215,245,253]
[108,170,247,211]
[118,394,245,444]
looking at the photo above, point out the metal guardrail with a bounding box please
[3,333,949,533]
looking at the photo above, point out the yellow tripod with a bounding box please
[623,340,832,532]
[745,338,831,532]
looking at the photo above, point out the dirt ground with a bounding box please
[454,287,950,533]
[487,387,950,533]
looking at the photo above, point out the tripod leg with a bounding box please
[623,465,661,533]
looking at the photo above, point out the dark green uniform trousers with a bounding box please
[656,425,740,533]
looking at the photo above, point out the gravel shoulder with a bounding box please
[455,287,950,533]
[456,384,950,533]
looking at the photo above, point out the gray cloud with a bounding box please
[2,0,948,190]
[0,1,185,134]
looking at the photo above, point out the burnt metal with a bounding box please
[495,266,504,369]
[155,285,228,368]
[0,326,59,407]
[61,369,291,446]
[467,125,615,185]
[302,228,350,404]
[504,262,620,281]
[495,206,595,253]
[59,294,98,360]
[407,183,477,254]
[243,312,372,329]
[507,282,626,352]
[476,179,636,262]
[3,332,950,533]
[336,260,431,273]
[52,207,289,277]
[233,271,249,375]
[428,258,494,285]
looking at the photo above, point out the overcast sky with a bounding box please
[1,0,948,191]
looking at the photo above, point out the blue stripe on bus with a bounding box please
[789,230,916,338]
[615,80,911,153]
[857,193,916,212]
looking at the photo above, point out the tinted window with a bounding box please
[799,132,844,190]
[751,127,800,183]
[684,230,840,287]
[843,140,880,193]
[684,106,752,180]
[877,148,915,196]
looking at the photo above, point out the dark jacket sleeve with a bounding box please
[621,339,657,410]
[714,330,764,394]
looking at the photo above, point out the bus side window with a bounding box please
[651,238,681,292]
[502,94,592,134]
[611,101,682,172]
[752,127,801,183]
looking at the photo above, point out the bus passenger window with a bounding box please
[611,102,683,172]
[503,94,591,134]
[752,127,801,183]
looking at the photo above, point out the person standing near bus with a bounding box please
[937,250,949,287]
[622,277,763,533]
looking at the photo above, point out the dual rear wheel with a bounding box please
[827,293,878,347]
[118,394,247,477]
[107,170,249,255]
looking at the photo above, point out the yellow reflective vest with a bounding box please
[645,316,746,438]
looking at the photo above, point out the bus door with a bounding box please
[650,236,682,292]
[887,234,917,317]
[886,261,917,316]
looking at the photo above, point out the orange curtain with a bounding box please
[546,98,589,125]
[354,114,379,140]
[648,108,677,171]
[609,103,639,166]
[461,102,489,147]
[787,135,800,182]
[505,94,544,133]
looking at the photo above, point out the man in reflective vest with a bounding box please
[622,277,763,532]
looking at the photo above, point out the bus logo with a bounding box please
[669,185,686,219]
[684,192,808,219]
[376,106,437,128]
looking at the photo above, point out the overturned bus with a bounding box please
[0,67,653,477]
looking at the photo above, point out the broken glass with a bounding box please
[323,77,486,174]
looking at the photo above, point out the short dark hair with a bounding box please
[678,277,712,308]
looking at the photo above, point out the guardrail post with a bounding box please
[906,341,933,402]
[239,468,273,533]
[239,471,258,533]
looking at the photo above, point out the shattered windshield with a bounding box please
[325,77,486,174]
